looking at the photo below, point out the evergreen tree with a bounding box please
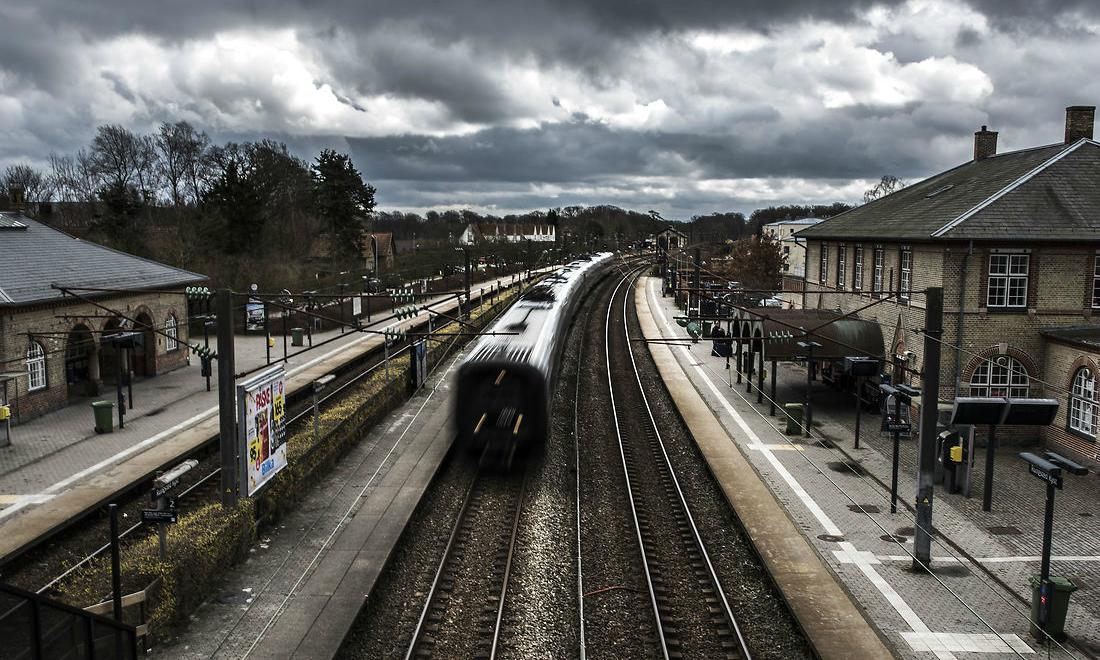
[312,149,376,259]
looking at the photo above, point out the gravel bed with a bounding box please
[606,281,733,659]
[578,274,663,659]
[335,452,476,658]
[498,280,589,659]
[624,285,814,660]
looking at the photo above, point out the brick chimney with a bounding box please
[973,125,998,161]
[1065,105,1095,144]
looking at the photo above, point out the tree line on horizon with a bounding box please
[0,121,865,289]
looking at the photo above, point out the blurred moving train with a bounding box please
[453,252,614,458]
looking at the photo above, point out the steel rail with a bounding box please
[606,267,752,660]
[620,271,753,660]
[403,465,528,660]
[601,269,668,660]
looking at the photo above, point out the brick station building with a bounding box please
[0,211,205,422]
[796,105,1100,464]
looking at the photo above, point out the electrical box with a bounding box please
[950,445,963,463]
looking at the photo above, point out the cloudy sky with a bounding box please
[1,0,1098,218]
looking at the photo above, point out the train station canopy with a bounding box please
[731,309,884,362]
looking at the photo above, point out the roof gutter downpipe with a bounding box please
[953,240,972,397]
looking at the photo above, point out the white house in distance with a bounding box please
[763,218,823,277]
[458,222,556,245]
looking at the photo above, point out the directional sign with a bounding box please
[142,509,179,524]
[151,478,180,501]
[1028,463,1063,489]
[885,420,912,433]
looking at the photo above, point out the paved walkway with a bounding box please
[640,277,1098,660]
[0,270,537,529]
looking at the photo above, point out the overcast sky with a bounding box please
[1,0,1098,218]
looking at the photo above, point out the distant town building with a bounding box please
[763,218,823,277]
[797,105,1100,463]
[656,226,688,252]
[0,212,205,422]
[365,232,396,272]
[458,222,556,245]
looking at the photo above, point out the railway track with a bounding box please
[405,463,527,660]
[594,269,752,660]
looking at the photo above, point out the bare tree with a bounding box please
[133,134,160,203]
[863,175,907,204]
[2,164,53,206]
[155,121,188,206]
[49,150,101,202]
[180,125,213,204]
[89,124,141,190]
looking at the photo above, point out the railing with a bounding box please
[0,581,138,660]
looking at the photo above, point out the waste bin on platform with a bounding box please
[92,400,114,434]
[291,327,305,347]
[1029,575,1077,642]
[784,403,803,435]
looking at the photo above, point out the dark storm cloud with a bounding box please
[347,111,940,185]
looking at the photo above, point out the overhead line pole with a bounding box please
[913,286,943,570]
[217,289,238,508]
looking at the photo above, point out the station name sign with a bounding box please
[1027,462,1063,489]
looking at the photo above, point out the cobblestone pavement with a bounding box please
[0,272,532,518]
[642,278,1098,660]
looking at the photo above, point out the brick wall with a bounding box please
[806,238,1100,446]
[1041,339,1100,465]
[0,290,191,423]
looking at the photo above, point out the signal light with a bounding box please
[186,286,214,301]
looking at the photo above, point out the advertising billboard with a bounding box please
[245,299,265,331]
[238,366,288,496]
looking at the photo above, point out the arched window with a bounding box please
[27,341,46,391]
[165,314,179,352]
[969,356,1029,398]
[1069,367,1096,436]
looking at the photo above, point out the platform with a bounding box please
[0,270,543,564]
[155,329,464,659]
[637,276,1093,660]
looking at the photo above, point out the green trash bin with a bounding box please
[91,400,114,434]
[1029,575,1077,642]
[784,403,803,435]
[291,327,305,347]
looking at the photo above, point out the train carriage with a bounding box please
[453,253,613,458]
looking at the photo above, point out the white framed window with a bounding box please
[819,244,829,285]
[165,314,179,352]
[1091,256,1100,308]
[872,247,884,295]
[837,245,847,289]
[853,246,864,291]
[1069,367,1096,437]
[899,248,913,302]
[27,341,46,391]
[987,253,1029,308]
[969,356,1029,398]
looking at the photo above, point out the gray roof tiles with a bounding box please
[0,212,206,306]
[796,140,1099,242]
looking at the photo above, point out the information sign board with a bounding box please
[238,366,288,496]
[245,299,265,331]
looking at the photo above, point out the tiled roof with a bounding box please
[797,140,1100,242]
[0,212,206,306]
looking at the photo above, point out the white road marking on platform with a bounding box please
[833,545,882,565]
[646,279,976,659]
[0,493,55,507]
[902,632,1033,654]
[879,554,1100,565]
[746,443,805,451]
